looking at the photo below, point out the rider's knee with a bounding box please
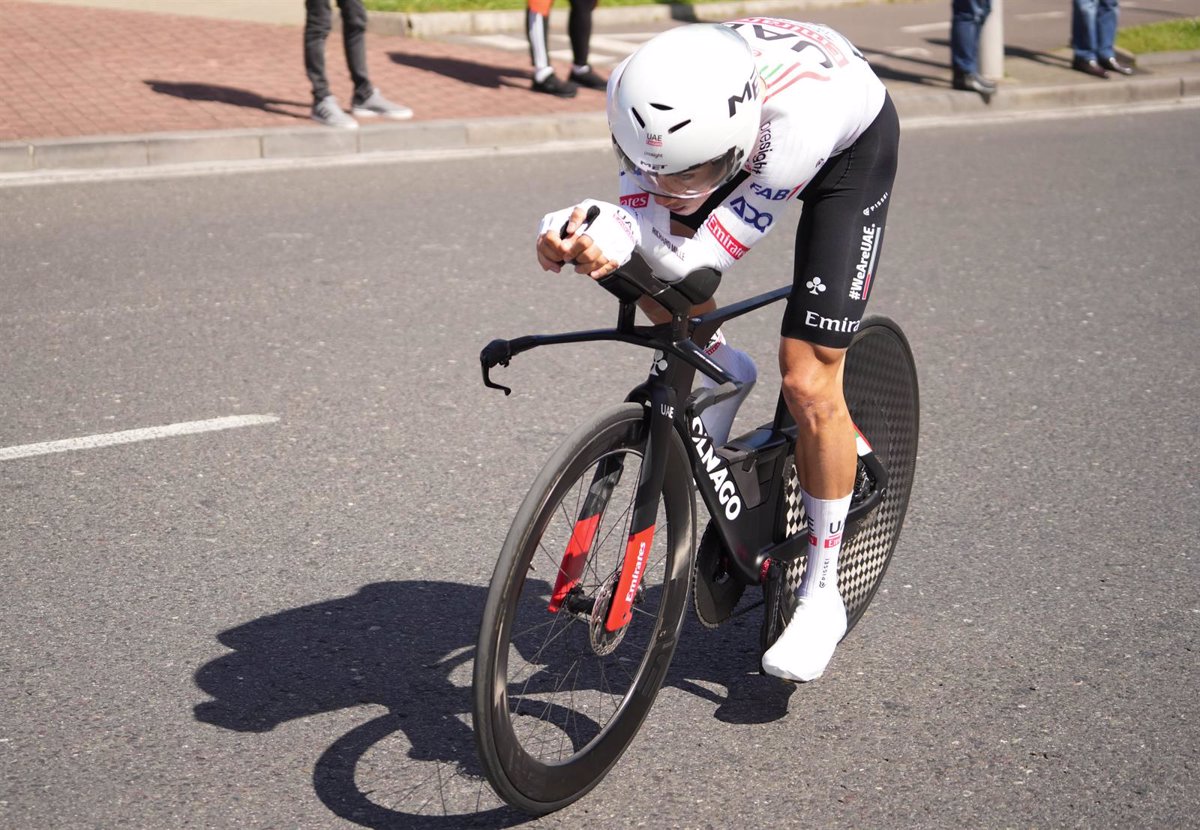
[779,343,846,431]
[780,376,841,430]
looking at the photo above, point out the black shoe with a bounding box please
[532,73,577,98]
[952,69,996,97]
[1072,56,1109,79]
[569,67,608,91]
[1098,56,1135,76]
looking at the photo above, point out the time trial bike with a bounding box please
[473,253,918,815]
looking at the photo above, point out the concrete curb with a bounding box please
[369,0,873,37]
[0,113,609,174]
[1,67,1197,176]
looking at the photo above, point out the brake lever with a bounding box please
[560,204,601,238]
[480,338,513,396]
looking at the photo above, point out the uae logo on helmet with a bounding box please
[646,132,663,147]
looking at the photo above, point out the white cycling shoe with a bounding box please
[761,591,847,682]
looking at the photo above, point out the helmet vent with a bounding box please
[650,103,673,111]
[668,119,691,133]
[631,107,646,128]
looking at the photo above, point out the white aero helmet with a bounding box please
[607,24,762,199]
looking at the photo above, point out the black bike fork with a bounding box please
[596,379,678,633]
[546,453,626,614]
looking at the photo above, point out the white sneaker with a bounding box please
[312,95,358,129]
[351,90,413,120]
[761,592,847,682]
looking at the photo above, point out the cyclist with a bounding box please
[535,20,899,683]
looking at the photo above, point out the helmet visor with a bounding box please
[613,141,741,199]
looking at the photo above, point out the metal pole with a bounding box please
[979,0,1005,80]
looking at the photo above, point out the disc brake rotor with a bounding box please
[588,574,628,656]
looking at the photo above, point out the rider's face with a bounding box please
[653,158,728,200]
[652,194,705,215]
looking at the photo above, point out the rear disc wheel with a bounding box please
[773,316,919,638]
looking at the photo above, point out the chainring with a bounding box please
[692,521,746,628]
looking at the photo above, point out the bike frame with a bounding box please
[480,260,886,631]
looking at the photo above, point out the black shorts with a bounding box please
[673,93,900,349]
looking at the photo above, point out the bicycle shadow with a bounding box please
[193,579,789,828]
[143,80,310,119]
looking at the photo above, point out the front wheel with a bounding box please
[473,403,695,815]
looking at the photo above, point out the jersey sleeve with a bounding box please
[617,126,832,282]
[618,172,793,283]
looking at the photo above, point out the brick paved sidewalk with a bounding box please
[2,0,1197,176]
[0,0,602,142]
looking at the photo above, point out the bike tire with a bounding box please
[773,315,920,637]
[473,403,695,815]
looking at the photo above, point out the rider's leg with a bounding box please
[761,95,899,683]
[635,296,756,446]
[526,0,556,85]
[760,339,854,682]
[779,338,855,498]
[566,0,597,75]
[695,329,757,446]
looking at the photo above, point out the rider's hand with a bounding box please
[536,201,640,279]
[535,205,592,274]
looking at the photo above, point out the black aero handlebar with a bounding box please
[480,254,725,396]
[480,254,790,401]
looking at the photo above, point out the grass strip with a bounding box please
[1116,17,1200,53]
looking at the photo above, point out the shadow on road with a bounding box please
[193,579,793,827]
[385,53,530,89]
[143,80,309,119]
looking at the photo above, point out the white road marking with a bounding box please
[1016,10,1067,19]
[586,34,648,54]
[468,33,527,51]
[0,414,280,461]
[900,21,951,33]
[885,46,934,58]
[551,48,619,65]
[467,31,645,58]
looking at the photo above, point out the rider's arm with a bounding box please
[619,180,792,283]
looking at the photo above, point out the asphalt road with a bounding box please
[2,105,1198,829]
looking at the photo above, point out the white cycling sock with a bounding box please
[695,329,757,447]
[797,490,852,600]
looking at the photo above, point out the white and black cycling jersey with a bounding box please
[618,18,887,282]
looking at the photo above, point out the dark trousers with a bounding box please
[950,0,991,74]
[305,0,373,105]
